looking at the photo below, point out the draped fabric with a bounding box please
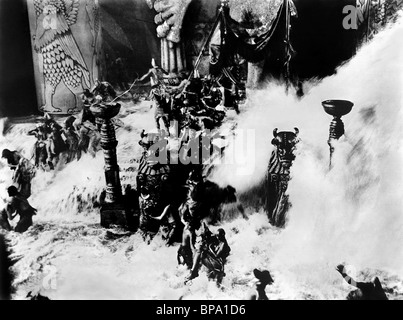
[209,0,296,78]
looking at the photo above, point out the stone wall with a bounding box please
[101,0,220,82]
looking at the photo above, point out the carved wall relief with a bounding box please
[27,0,101,114]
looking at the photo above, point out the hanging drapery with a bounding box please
[209,0,297,81]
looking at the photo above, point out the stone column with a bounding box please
[90,102,126,228]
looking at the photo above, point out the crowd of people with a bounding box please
[131,60,247,284]
[137,59,242,137]
[0,80,115,233]
[0,60,240,285]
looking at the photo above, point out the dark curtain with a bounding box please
[99,0,160,86]
[210,0,295,79]
[209,0,358,82]
[290,0,357,80]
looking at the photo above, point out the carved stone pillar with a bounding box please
[90,102,126,228]
[322,100,354,168]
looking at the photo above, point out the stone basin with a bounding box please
[322,100,354,117]
[90,103,121,119]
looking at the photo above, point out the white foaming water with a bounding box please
[210,14,403,298]
[1,17,403,300]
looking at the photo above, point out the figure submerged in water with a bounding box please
[4,186,37,233]
[336,264,388,300]
[1,149,35,199]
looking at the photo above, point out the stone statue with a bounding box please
[146,0,192,43]
[145,0,192,73]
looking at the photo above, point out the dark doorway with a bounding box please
[291,0,358,80]
[0,0,38,118]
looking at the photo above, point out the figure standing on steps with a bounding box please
[33,0,90,113]
[139,59,168,88]
[139,59,171,133]
[62,116,80,162]
[151,86,172,134]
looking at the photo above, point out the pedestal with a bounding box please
[100,202,127,229]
